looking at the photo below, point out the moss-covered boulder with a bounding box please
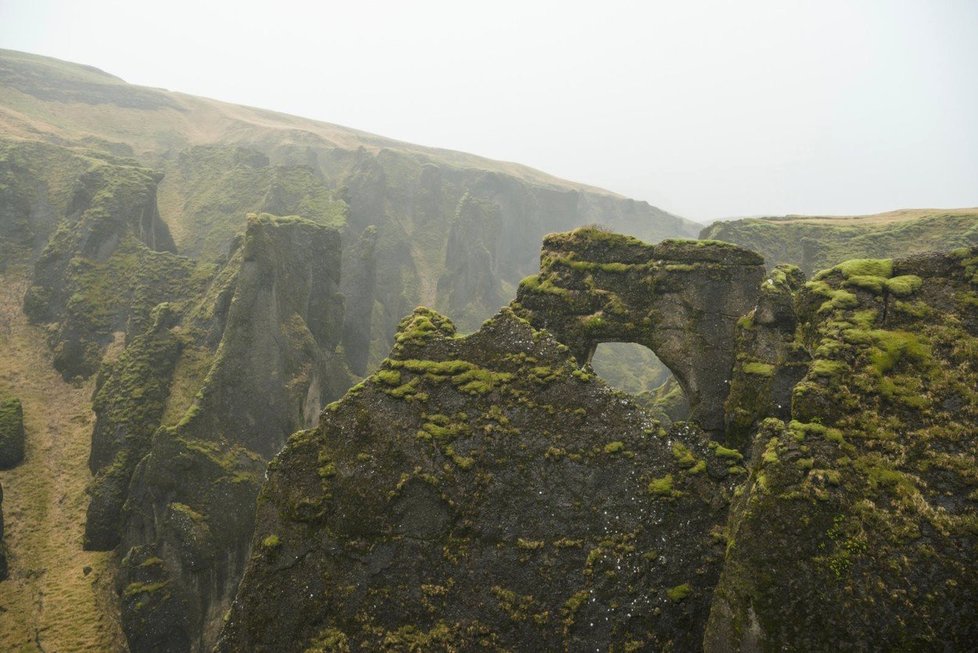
[218,307,735,652]
[0,396,25,469]
[514,227,765,432]
[706,247,978,650]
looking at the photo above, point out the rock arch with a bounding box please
[513,228,765,432]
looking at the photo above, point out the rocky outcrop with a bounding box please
[722,264,811,447]
[436,193,507,331]
[220,232,978,651]
[218,307,734,652]
[22,160,189,379]
[339,225,378,376]
[706,248,978,650]
[514,228,766,432]
[103,215,350,652]
[0,396,25,469]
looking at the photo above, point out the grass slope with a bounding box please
[701,209,978,274]
[0,267,126,652]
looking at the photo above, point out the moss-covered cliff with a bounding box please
[514,228,765,432]
[98,214,351,652]
[21,158,194,379]
[220,231,978,651]
[219,307,735,652]
[706,247,978,650]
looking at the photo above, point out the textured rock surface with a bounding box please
[0,397,25,469]
[706,247,978,650]
[723,264,811,447]
[22,160,189,379]
[218,307,734,652]
[514,228,765,432]
[107,215,350,652]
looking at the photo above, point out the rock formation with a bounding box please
[706,248,978,650]
[220,231,978,652]
[514,228,765,432]
[218,307,735,652]
[87,214,350,652]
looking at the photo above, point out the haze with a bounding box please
[2,0,976,222]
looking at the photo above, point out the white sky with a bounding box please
[2,0,976,222]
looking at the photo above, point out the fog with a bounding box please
[2,0,976,222]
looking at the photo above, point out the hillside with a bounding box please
[700,208,978,275]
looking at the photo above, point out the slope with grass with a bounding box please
[700,209,978,275]
[0,267,126,652]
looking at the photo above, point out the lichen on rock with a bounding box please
[218,307,734,652]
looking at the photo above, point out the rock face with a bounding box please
[80,214,350,652]
[514,228,766,432]
[722,264,811,447]
[22,160,189,379]
[0,397,25,469]
[221,233,978,651]
[706,248,978,650]
[218,307,734,652]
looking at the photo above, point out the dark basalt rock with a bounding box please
[0,396,25,469]
[723,264,811,448]
[514,228,766,433]
[111,215,350,653]
[217,307,735,652]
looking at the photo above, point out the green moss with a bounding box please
[884,275,922,297]
[843,275,886,294]
[123,581,170,597]
[516,538,545,550]
[711,443,744,462]
[809,359,845,378]
[648,474,680,497]
[603,441,625,454]
[742,361,775,377]
[262,534,281,550]
[834,258,893,279]
[671,442,698,468]
[666,583,692,602]
[374,369,401,386]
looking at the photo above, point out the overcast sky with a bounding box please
[2,0,976,222]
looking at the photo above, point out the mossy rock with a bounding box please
[218,307,735,652]
[0,397,25,469]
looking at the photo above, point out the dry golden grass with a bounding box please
[0,267,127,652]
[778,207,978,225]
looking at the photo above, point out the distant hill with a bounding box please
[700,208,978,275]
[0,48,698,364]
